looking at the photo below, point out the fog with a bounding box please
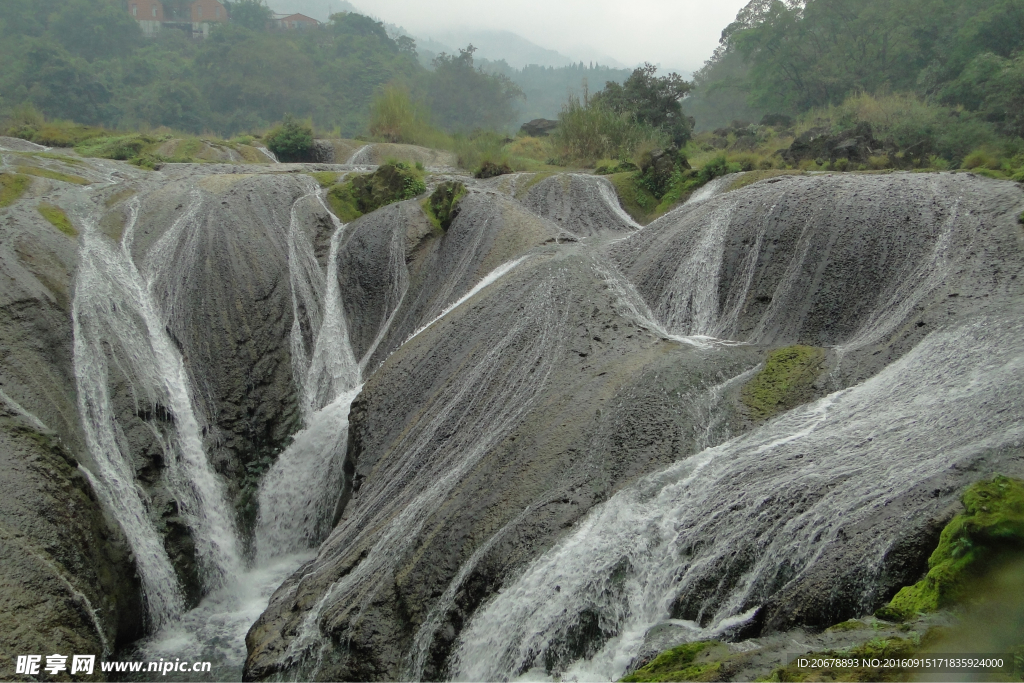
[269,0,751,72]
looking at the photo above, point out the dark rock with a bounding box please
[519,119,560,137]
[761,114,795,128]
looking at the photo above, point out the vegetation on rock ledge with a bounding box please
[876,475,1024,622]
[621,641,723,682]
[0,173,30,208]
[37,203,76,237]
[326,162,426,223]
[424,180,466,232]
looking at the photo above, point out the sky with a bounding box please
[345,0,750,73]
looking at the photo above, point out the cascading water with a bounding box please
[73,196,241,630]
[451,313,1024,681]
[256,187,362,560]
[73,180,366,678]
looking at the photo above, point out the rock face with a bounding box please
[780,122,883,164]
[244,172,1024,681]
[4,139,1024,683]
[0,152,146,670]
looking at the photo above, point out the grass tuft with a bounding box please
[0,174,31,207]
[14,165,90,185]
[38,203,77,237]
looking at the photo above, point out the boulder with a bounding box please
[519,119,559,137]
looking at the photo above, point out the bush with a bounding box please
[475,161,513,179]
[327,162,426,221]
[553,89,668,164]
[264,115,314,162]
[369,84,437,145]
[962,148,1002,170]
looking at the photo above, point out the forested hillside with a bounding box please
[688,0,1024,140]
[481,60,633,122]
[0,0,522,137]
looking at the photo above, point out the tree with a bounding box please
[224,0,272,31]
[427,46,524,132]
[48,0,142,62]
[592,63,693,147]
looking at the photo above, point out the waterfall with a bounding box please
[451,313,1024,681]
[72,199,211,629]
[346,145,374,165]
[133,182,365,677]
[256,189,362,560]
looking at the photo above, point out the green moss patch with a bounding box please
[14,165,90,185]
[621,641,722,682]
[876,475,1024,622]
[607,171,660,225]
[423,180,466,232]
[38,203,77,237]
[308,171,341,188]
[326,162,426,223]
[0,173,31,207]
[826,619,870,633]
[741,345,826,421]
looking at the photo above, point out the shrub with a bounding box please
[961,148,1001,170]
[698,155,732,184]
[327,162,426,222]
[369,84,435,144]
[553,89,668,164]
[264,115,314,162]
[475,160,513,179]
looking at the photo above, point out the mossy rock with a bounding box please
[327,162,426,223]
[741,345,826,421]
[423,180,466,232]
[826,619,869,633]
[876,475,1024,622]
[0,173,31,208]
[621,641,723,682]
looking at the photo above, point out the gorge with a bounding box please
[1,137,1023,682]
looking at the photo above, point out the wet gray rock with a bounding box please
[245,171,1024,681]
[0,164,145,667]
